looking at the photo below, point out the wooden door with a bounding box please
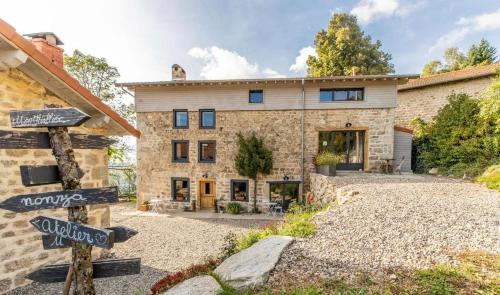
[199,180,215,209]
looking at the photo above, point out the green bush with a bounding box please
[226,202,242,214]
[476,165,500,191]
[314,151,344,166]
[411,82,500,177]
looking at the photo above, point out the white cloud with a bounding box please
[351,0,399,24]
[289,46,317,73]
[188,46,284,79]
[429,9,500,53]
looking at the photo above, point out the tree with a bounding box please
[307,13,394,76]
[421,60,442,76]
[64,50,135,163]
[467,39,497,66]
[234,133,273,212]
[443,47,466,71]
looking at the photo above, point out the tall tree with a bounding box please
[307,13,394,76]
[64,50,135,163]
[466,39,497,66]
[443,47,466,71]
[234,133,273,213]
[421,60,442,76]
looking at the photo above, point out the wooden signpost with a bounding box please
[0,106,140,295]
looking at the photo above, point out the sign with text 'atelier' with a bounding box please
[30,216,115,249]
[0,187,119,213]
[10,107,91,128]
[42,226,138,249]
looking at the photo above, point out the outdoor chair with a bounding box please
[149,198,161,214]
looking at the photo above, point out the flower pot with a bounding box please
[317,165,337,176]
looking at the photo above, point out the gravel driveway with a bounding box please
[269,175,500,287]
[8,203,270,295]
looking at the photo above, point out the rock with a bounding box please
[428,168,438,175]
[215,235,294,289]
[162,275,221,295]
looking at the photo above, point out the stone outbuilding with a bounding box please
[0,19,139,292]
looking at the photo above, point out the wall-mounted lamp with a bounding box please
[345,122,352,128]
[202,172,208,178]
[283,174,290,181]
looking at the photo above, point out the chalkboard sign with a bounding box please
[26,258,141,283]
[0,130,113,149]
[42,226,137,249]
[0,187,119,213]
[10,107,91,128]
[30,216,115,249]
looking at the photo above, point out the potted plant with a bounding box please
[175,194,185,201]
[233,192,246,201]
[138,200,150,211]
[315,151,344,176]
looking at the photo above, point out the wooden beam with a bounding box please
[0,130,113,149]
[26,258,141,283]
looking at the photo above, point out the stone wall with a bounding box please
[0,69,110,291]
[395,77,492,127]
[309,173,337,205]
[136,107,394,211]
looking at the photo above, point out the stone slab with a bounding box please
[214,235,294,289]
[162,275,221,295]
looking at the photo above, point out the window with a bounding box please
[231,180,249,202]
[198,140,216,163]
[172,140,189,162]
[249,90,263,103]
[173,109,189,128]
[269,181,300,211]
[171,178,190,202]
[319,88,364,102]
[199,109,215,129]
[319,131,365,170]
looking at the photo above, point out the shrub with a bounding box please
[315,151,344,166]
[226,201,242,214]
[476,165,500,191]
[219,232,238,260]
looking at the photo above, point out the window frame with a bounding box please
[173,109,189,129]
[230,179,249,202]
[199,109,216,129]
[171,177,190,202]
[198,140,216,163]
[172,140,189,163]
[319,88,364,102]
[249,90,264,104]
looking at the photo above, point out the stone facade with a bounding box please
[0,69,110,291]
[396,77,492,127]
[309,173,337,205]
[137,107,394,211]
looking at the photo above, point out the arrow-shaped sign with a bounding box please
[30,216,115,249]
[26,258,141,283]
[10,107,91,128]
[42,226,138,249]
[0,187,119,213]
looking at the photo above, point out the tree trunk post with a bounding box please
[47,106,95,295]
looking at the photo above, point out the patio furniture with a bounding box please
[217,204,225,214]
[264,202,283,216]
[149,198,161,214]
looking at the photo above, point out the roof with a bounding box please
[117,74,419,89]
[398,63,499,91]
[0,18,140,138]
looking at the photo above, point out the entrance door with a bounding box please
[319,130,365,170]
[199,180,215,209]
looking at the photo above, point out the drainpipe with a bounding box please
[300,79,305,200]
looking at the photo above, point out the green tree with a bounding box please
[64,50,135,163]
[234,133,273,212]
[307,13,394,76]
[466,38,497,66]
[443,47,467,71]
[421,60,442,76]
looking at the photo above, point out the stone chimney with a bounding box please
[172,64,186,80]
[24,32,64,68]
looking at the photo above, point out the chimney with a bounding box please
[172,64,186,80]
[351,66,359,76]
[24,32,64,68]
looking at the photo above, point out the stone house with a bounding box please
[0,19,139,292]
[396,63,499,127]
[119,65,415,212]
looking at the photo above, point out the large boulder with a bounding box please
[162,275,221,295]
[214,235,294,289]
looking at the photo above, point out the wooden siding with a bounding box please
[394,130,412,172]
[135,81,397,112]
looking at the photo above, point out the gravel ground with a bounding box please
[269,174,500,287]
[8,203,270,295]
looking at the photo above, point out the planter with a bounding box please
[175,195,185,202]
[233,195,246,201]
[317,165,337,176]
[138,204,149,211]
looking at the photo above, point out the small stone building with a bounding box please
[119,65,416,212]
[396,64,499,127]
[0,19,139,292]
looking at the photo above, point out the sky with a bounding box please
[2,0,500,83]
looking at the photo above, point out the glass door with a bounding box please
[319,131,365,170]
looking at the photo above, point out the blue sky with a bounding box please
[3,0,500,82]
